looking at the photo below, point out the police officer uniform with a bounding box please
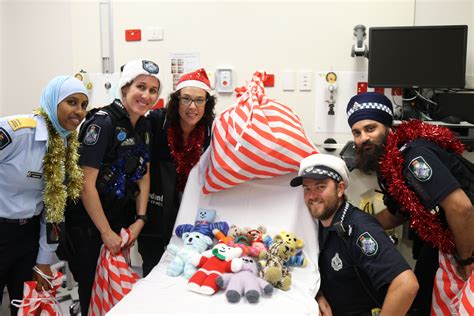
[401,138,473,315]
[138,108,211,277]
[0,115,57,315]
[64,99,150,314]
[318,201,411,316]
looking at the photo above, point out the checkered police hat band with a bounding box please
[304,166,342,182]
[347,102,393,117]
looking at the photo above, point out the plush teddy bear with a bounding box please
[166,231,213,279]
[212,224,241,244]
[213,225,260,257]
[175,208,229,239]
[258,231,304,291]
[243,225,267,256]
[188,243,243,295]
[264,231,307,267]
[216,256,273,303]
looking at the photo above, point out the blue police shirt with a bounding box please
[0,114,58,264]
[318,202,411,315]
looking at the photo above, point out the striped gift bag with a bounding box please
[88,229,139,316]
[431,251,473,315]
[12,270,63,315]
[203,71,317,194]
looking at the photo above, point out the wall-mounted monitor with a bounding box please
[368,25,468,88]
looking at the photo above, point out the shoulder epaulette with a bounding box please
[8,117,37,131]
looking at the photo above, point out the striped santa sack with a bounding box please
[203,71,317,194]
[431,251,473,315]
[88,228,139,316]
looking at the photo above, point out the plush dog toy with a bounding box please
[175,208,229,239]
[188,243,243,295]
[216,256,273,303]
[258,231,304,291]
[166,231,213,278]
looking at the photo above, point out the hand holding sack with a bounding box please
[88,228,139,316]
[11,269,63,316]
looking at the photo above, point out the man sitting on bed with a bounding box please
[290,154,418,316]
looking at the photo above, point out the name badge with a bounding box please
[27,171,42,179]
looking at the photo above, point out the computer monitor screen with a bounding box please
[368,25,468,88]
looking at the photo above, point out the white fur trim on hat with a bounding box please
[175,80,211,94]
[118,59,162,101]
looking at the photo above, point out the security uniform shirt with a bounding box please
[66,100,150,230]
[0,114,57,264]
[318,202,410,315]
[402,138,471,209]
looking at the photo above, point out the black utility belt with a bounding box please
[0,215,39,225]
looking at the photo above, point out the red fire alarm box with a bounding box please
[125,29,141,41]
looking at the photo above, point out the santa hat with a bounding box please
[118,59,162,101]
[175,68,212,94]
[346,92,394,128]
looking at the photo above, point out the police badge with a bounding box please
[84,124,101,145]
[142,60,159,74]
[408,156,432,181]
[331,252,343,271]
[357,232,378,256]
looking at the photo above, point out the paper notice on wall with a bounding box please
[170,52,200,90]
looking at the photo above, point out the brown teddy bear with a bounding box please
[258,231,304,291]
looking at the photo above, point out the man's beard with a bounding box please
[354,131,388,175]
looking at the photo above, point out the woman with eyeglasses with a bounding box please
[138,68,216,277]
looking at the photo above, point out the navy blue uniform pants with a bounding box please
[66,226,102,316]
[0,216,40,316]
[137,235,167,277]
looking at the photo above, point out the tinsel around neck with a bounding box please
[36,108,83,223]
[379,120,464,254]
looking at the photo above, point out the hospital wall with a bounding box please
[1,1,472,127]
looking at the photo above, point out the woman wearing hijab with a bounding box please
[64,59,161,315]
[0,76,88,315]
[138,68,216,277]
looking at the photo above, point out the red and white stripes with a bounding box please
[88,229,139,316]
[203,71,317,194]
[432,251,473,315]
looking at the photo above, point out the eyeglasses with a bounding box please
[179,96,207,107]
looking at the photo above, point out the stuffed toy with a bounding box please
[175,208,229,239]
[213,225,260,257]
[212,224,241,244]
[243,225,267,256]
[188,243,243,295]
[258,231,304,291]
[264,231,307,267]
[216,256,273,303]
[166,231,213,279]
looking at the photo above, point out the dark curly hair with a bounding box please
[166,89,216,127]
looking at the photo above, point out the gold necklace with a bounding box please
[36,108,83,223]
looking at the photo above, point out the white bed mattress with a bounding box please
[109,149,321,315]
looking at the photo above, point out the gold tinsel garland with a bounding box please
[36,108,83,223]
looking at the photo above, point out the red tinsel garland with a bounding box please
[379,120,465,254]
[168,123,206,193]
